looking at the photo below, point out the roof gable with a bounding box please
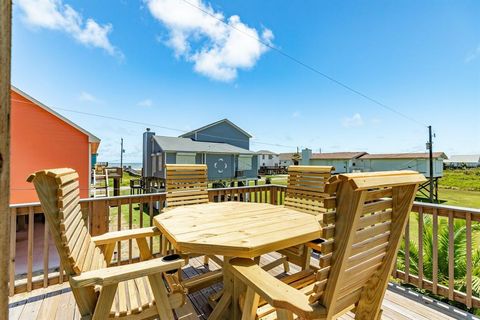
[179,118,252,138]
[11,86,100,143]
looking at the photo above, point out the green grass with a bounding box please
[436,188,480,208]
[439,168,480,191]
[108,171,139,187]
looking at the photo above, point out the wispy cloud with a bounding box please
[292,111,301,118]
[145,0,273,82]
[16,0,122,57]
[79,91,100,103]
[137,99,153,107]
[465,45,480,63]
[341,113,364,128]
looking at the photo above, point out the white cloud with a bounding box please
[137,99,153,107]
[16,0,121,56]
[342,113,364,128]
[79,91,100,103]
[146,0,273,81]
[465,45,480,63]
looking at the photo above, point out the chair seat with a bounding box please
[104,275,185,318]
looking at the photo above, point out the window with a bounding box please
[262,155,265,159]
[176,152,196,164]
[151,154,156,173]
[238,155,253,171]
[268,155,273,160]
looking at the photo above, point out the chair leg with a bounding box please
[276,309,294,320]
[148,274,175,320]
[92,284,118,320]
[282,256,290,273]
[241,287,260,320]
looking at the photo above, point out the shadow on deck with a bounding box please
[8,253,478,320]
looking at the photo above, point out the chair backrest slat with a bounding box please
[308,170,425,318]
[28,168,106,276]
[165,164,208,208]
[284,166,335,215]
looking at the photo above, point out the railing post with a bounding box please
[91,199,109,236]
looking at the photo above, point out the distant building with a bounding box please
[301,149,367,173]
[299,148,447,177]
[143,119,258,183]
[10,86,100,204]
[256,150,280,169]
[354,152,447,177]
[444,155,480,168]
[279,153,298,167]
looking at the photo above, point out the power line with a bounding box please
[19,102,299,149]
[179,0,427,127]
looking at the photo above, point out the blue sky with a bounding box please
[12,0,480,162]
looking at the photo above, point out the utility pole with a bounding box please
[120,138,125,182]
[427,125,434,202]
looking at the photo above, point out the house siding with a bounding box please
[10,90,91,203]
[206,154,235,180]
[354,158,444,177]
[183,121,250,149]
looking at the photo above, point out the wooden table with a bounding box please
[154,202,323,320]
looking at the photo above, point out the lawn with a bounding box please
[439,168,480,191]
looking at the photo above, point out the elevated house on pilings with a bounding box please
[142,119,258,191]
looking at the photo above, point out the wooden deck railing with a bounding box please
[392,201,480,309]
[8,184,281,296]
[8,184,479,312]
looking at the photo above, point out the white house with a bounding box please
[444,155,480,168]
[256,150,280,169]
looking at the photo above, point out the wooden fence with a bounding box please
[8,185,479,311]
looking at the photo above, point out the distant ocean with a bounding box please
[109,162,142,170]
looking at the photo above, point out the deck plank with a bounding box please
[8,253,476,320]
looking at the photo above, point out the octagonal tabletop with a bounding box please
[154,202,322,258]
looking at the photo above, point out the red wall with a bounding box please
[10,90,90,204]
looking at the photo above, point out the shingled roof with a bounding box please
[153,136,254,154]
[310,152,367,160]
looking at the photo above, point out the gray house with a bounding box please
[354,152,447,177]
[300,149,367,174]
[143,119,258,184]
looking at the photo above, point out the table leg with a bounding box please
[208,257,236,320]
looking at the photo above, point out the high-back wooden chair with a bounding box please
[284,165,336,215]
[28,168,187,320]
[164,164,219,266]
[231,170,426,320]
[277,166,335,270]
[165,164,208,208]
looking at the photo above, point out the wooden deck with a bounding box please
[8,253,477,320]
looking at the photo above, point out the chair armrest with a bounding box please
[70,257,184,288]
[92,227,160,245]
[230,258,322,318]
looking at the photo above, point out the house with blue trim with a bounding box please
[142,119,258,184]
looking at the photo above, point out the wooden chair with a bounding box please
[277,166,336,271]
[28,168,189,320]
[231,170,426,320]
[163,164,222,268]
[164,164,209,209]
